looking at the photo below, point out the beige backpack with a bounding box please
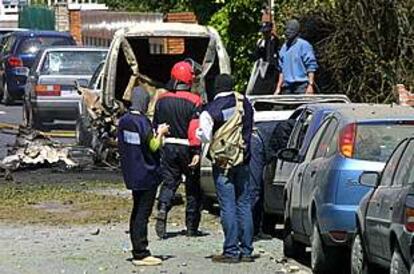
[209,92,246,170]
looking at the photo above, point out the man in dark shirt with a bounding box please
[197,74,254,263]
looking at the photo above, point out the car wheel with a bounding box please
[2,82,13,105]
[311,223,337,274]
[76,117,92,147]
[351,233,369,274]
[390,248,409,274]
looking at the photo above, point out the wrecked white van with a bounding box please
[76,23,231,164]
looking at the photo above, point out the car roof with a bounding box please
[11,30,73,37]
[116,22,212,38]
[317,103,414,121]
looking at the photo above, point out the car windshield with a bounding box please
[354,123,414,162]
[41,51,107,75]
[18,36,73,55]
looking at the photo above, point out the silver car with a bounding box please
[23,46,107,129]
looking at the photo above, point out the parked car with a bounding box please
[352,136,414,274]
[263,100,350,221]
[0,31,76,104]
[200,95,350,210]
[76,22,231,161]
[278,104,414,273]
[23,46,107,129]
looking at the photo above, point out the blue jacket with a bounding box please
[201,92,254,163]
[118,112,160,190]
[278,38,318,86]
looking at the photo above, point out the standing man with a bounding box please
[275,19,318,95]
[251,22,280,95]
[118,87,169,266]
[153,60,203,239]
[197,74,254,263]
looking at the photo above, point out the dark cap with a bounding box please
[215,74,234,94]
[260,22,273,32]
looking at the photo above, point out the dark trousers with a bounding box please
[130,188,157,260]
[282,82,308,94]
[213,164,254,257]
[158,144,202,231]
[249,132,266,235]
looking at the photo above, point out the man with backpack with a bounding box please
[197,74,254,263]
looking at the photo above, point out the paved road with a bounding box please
[0,104,22,159]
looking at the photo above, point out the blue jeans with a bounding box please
[213,164,254,257]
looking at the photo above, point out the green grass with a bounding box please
[0,180,131,225]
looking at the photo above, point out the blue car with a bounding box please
[0,31,76,104]
[278,104,414,273]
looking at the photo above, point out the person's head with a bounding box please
[284,19,300,42]
[170,60,195,91]
[260,22,273,39]
[214,74,234,97]
[130,86,150,113]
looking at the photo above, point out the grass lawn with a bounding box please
[0,180,131,225]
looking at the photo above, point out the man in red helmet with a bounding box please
[153,60,203,239]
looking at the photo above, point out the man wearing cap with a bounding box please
[275,19,318,95]
[252,22,280,95]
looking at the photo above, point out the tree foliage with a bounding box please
[102,0,414,103]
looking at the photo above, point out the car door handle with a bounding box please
[389,206,393,211]
[310,171,316,178]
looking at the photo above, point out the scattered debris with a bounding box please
[91,228,100,236]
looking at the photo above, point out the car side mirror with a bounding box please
[359,172,380,187]
[75,79,89,88]
[277,148,302,163]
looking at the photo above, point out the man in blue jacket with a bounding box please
[275,19,318,95]
[118,87,169,266]
[197,74,254,263]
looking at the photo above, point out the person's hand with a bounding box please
[188,155,200,168]
[306,84,315,95]
[157,123,170,136]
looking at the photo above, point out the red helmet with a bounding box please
[171,61,194,85]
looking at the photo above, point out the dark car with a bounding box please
[353,136,414,274]
[23,46,107,129]
[279,104,414,273]
[0,31,76,104]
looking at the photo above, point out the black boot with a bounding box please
[155,204,168,239]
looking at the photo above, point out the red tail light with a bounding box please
[339,123,357,158]
[405,196,414,232]
[8,56,23,67]
[35,84,61,96]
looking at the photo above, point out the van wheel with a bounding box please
[390,248,409,274]
[2,82,13,105]
[283,220,306,258]
[76,117,92,147]
[311,223,337,274]
[351,233,369,274]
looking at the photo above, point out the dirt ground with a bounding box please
[0,169,311,274]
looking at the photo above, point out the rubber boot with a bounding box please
[155,203,168,239]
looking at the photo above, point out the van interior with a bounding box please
[114,36,221,103]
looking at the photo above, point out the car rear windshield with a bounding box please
[41,51,107,75]
[354,123,414,162]
[18,36,74,55]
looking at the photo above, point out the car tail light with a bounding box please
[339,123,357,158]
[405,195,414,232]
[35,84,61,96]
[8,56,23,67]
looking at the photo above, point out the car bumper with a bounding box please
[200,166,216,199]
[392,225,414,268]
[318,203,358,246]
[33,98,80,127]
